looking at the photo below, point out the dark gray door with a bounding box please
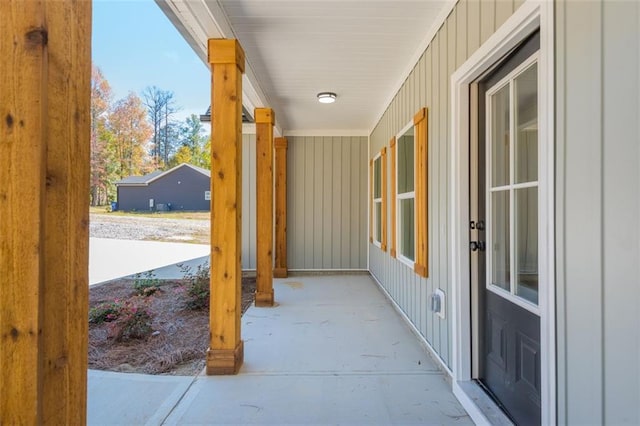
[472,32,541,426]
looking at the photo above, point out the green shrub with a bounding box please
[179,262,210,310]
[133,270,160,296]
[89,300,123,324]
[107,296,154,341]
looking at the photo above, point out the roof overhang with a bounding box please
[156,0,453,136]
[156,0,282,136]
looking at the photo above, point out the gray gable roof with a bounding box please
[115,163,210,186]
[116,170,163,185]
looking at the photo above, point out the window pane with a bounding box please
[515,187,538,304]
[491,191,510,291]
[374,157,381,199]
[375,201,382,242]
[491,84,510,187]
[399,198,415,260]
[515,63,538,183]
[397,129,414,194]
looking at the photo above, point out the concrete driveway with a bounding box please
[89,238,210,285]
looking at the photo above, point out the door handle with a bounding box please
[470,220,485,231]
[470,241,486,252]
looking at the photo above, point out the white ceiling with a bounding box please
[157,0,452,135]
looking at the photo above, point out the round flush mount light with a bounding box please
[317,92,337,104]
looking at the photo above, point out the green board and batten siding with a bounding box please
[556,1,639,424]
[369,0,523,369]
[288,136,368,270]
[370,0,639,422]
[241,134,367,271]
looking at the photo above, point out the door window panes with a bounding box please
[491,191,510,291]
[491,84,510,187]
[515,63,538,183]
[487,56,539,308]
[515,187,538,303]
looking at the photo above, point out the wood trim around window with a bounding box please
[414,107,428,277]
[380,147,388,252]
[389,137,397,258]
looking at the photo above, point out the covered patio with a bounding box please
[88,274,471,425]
[4,0,638,424]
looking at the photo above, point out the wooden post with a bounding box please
[414,108,428,278]
[273,137,288,278]
[369,158,373,243]
[207,39,245,375]
[381,147,388,252]
[0,0,91,423]
[390,137,397,258]
[255,108,275,306]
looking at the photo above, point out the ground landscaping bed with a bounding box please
[88,275,256,376]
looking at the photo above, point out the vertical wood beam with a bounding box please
[369,158,373,243]
[414,108,428,278]
[274,137,288,278]
[0,3,47,421]
[381,147,388,252]
[390,137,397,258]
[254,108,274,306]
[207,39,245,375]
[42,1,91,423]
[0,0,91,422]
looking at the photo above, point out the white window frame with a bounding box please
[372,153,383,248]
[396,120,416,268]
[485,53,540,316]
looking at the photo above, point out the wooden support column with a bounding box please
[255,108,275,306]
[207,39,245,375]
[1,1,91,423]
[273,137,288,278]
[390,137,397,258]
[414,108,428,278]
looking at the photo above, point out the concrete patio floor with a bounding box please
[88,274,471,425]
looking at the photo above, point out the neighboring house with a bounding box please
[115,163,211,212]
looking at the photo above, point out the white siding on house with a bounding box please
[555,1,640,424]
[288,136,368,270]
[369,0,523,369]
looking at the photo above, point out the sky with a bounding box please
[92,0,211,132]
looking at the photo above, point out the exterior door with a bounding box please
[471,32,541,425]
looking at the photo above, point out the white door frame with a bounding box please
[449,1,555,424]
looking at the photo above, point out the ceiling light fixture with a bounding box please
[317,92,337,104]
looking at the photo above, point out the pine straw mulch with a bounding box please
[88,276,256,376]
